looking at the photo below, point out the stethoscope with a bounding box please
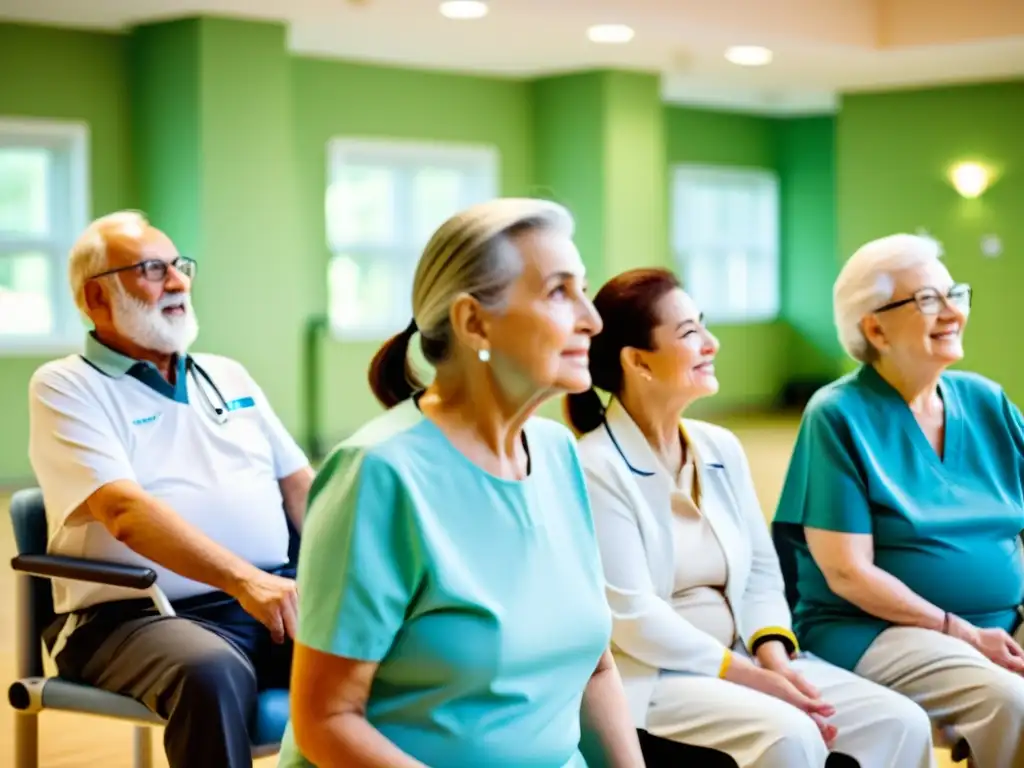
[186,356,230,425]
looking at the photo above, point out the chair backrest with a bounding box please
[771,521,801,613]
[10,487,48,556]
[9,487,58,661]
[8,487,300,656]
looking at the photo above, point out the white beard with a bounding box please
[111,285,199,355]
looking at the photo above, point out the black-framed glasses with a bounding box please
[874,283,972,315]
[89,256,197,283]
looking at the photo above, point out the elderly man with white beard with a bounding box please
[26,211,315,768]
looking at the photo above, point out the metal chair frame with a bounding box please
[7,488,286,768]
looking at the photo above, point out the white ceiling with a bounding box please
[3,0,1024,114]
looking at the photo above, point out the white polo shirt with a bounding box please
[28,334,310,615]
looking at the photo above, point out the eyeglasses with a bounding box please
[89,256,197,283]
[874,283,972,315]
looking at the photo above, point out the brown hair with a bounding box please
[368,198,575,408]
[564,268,682,434]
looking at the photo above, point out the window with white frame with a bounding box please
[0,118,89,350]
[326,138,499,338]
[671,165,780,324]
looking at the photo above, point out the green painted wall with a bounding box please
[130,18,304,433]
[530,71,667,424]
[0,23,846,478]
[663,106,792,413]
[532,74,606,282]
[778,116,841,380]
[291,57,535,444]
[532,71,666,290]
[0,23,134,482]
[12,21,1015,481]
[129,20,202,261]
[197,19,304,431]
[665,107,780,168]
[663,108,843,411]
[837,81,1024,401]
[603,72,667,280]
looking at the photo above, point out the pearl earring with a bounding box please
[478,348,491,363]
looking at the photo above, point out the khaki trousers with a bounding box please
[856,623,1024,768]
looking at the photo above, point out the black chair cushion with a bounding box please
[637,730,737,767]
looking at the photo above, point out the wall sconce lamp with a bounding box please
[949,161,992,199]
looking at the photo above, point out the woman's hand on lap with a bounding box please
[976,629,1024,673]
[725,654,837,746]
[947,615,1024,673]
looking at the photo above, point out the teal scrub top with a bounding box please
[773,365,1024,671]
[277,399,612,768]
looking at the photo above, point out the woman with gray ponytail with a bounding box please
[278,198,643,768]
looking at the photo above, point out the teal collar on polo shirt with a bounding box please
[83,332,189,404]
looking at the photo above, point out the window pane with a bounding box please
[725,249,750,317]
[0,252,53,335]
[411,168,464,246]
[682,249,722,312]
[672,166,779,322]
[756,182,779,249]
[328,253,409,334]
[685,184,713,249]
[325,141,498,338]
[326,166,396,248]
[0,148,50,236]
[747,252,780,318]
[724,184,756,246]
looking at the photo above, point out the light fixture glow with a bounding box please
[440,1,488,20]
[949,161,991,199]
[587,24,635,44]
[724,45,773,66]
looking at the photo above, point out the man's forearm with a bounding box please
[280,466,315,531]
[828,563,945,630]
[101,494,259,597]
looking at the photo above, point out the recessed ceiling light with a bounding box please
[440,1,488,20]
[587,24,635,44]
[725,45,773,66]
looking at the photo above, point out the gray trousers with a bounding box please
[856,623,1024,768]
[53,575,293,768]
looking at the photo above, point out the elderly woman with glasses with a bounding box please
[773,234,1024,768]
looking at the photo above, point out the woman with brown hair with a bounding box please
[565,267,934,768]
[277,199,643,768]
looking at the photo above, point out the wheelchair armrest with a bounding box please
[11,554,157,591]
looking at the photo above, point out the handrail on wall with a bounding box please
[302,314,329,462]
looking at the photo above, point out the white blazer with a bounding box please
[577,399,798,728]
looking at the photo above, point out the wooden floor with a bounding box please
[0,415,955,766]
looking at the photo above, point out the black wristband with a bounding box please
[750,632,798,657]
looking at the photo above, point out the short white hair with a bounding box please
[833,233,945,362]
[68,210,149,315]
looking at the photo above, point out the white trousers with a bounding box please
[856,624,1024,768]
[644,649,935,768]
